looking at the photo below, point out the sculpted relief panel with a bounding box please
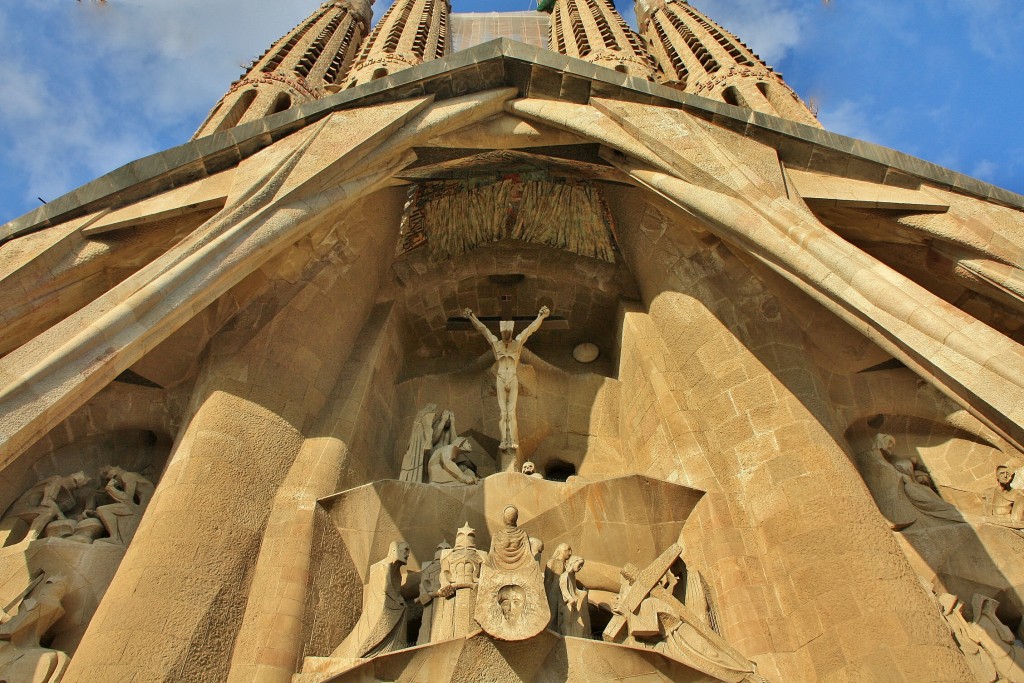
[298,498,764,683]
[0,458,158,682]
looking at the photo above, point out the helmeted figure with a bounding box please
[432,524,484,642]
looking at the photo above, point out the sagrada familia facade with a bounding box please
[1,0,1023,681]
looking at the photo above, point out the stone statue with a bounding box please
[416,540,451,646]
[427,436,479,486]
[986,464,1024,526]
[474,505,549,641]
[938,591,1024,683]
[556,555,591,638]
[0,574,71,683]
[95,467,155,545]
[604,545,760,682]
[971,595,1024,682]
[0,472,90,546]
[463,306,550,452]
[875,433,935,488]
[856,433,962,530]
[432,524,484,642]
[545,542,572,627]
[331,541,410,660]
[521,461,543,478]
[398,404,457,483]
[936,592,1000,683]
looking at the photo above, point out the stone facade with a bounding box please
[1,2,1023,682]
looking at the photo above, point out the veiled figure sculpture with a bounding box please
[398,404,456,483]
[331,541,411,660]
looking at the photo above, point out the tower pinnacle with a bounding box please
[194,0,373,139]
[636,0,820,126]
[342,0,451,89]
[548,0,656,78]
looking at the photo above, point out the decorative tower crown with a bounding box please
[342,0,451,89]
[636,0,820,126]
[547,0,656,78]
[193,0,373,139]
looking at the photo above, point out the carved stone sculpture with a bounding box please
[986,465,1024,527]
[0,472,90,546]
[556,555,591,638]
[464,306,549,452]
[0,574,71,683]
[876,433,935,488]
[432,524,484,642]
[416,541,451,646]
[856,433,963,530]
[474,505,549,641]
[95,467,155,545]
[545,542,572,628]
[971,595,1024,682]
[427,436,479,486]
[521,461,543,479]
[331,541,410,660]
[398,404,457,483]
[604,545,760,682]
[938,591,1024,683]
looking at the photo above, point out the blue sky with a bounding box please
[1,0,1022,224]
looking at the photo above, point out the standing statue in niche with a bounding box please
[556,555,591,638]
[0,574,70,683]
[986,464,1024,527]
[398,404,457,483]
[605,545,761,682]
[416,541,451,646]
[331,541,410,660]
[545,543,573,626]
[463,306,550,452]
[432,524,484,642]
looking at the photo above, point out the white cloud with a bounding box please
[817,99,879,145]
[971,160,999,183]
[0,1,317,216]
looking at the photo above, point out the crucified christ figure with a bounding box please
[464,306,549,451]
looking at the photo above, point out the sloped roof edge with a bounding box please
[3,38,1021,244]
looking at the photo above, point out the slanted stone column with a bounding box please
[62,193,402,683]
[609,187,975,681]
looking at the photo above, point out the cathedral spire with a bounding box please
[636,0,820,126]
[547,0,656,78]
[341,0,451,89]
[194,0,373,139]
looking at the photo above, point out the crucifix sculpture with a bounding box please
[463,306,549,454]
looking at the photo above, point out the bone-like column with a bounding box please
[615,159,1024,453]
